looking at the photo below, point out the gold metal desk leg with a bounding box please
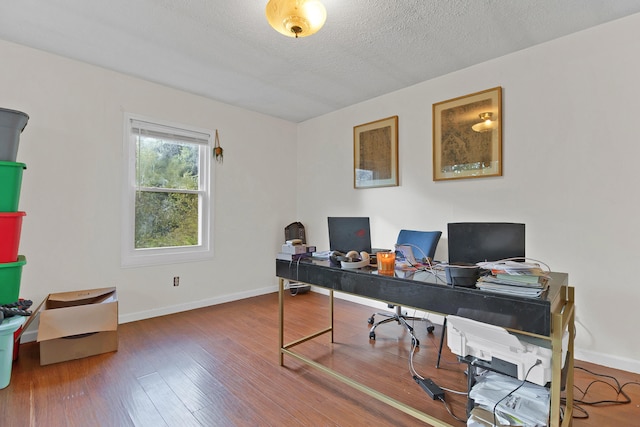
[563,287,575,426]
[329,289,334,343]
[279,277,285,366]
[550,285,575,427]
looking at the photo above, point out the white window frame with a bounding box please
[121,113,213,267]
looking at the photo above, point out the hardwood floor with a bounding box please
[2,291,639,426]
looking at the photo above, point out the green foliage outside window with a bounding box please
[135,138,200,249]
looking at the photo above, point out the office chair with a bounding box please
[368,229,442,343]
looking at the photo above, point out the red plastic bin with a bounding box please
[0,212,25,263]
[13,326,22,361]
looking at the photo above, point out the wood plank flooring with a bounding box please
[2,291,639,426]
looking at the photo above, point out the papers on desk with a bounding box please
[476,276,549,298]
[477,260,543,273]
[395,261,432,271]
[469,371,550,427]
[475,261,550,298]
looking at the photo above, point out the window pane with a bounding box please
[135,191,199,248]
[136,137,199,190]
[123,113,212,267]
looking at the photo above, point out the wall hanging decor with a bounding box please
[432,87,502,181]
[214,129,223,163]
[353,115,399,189]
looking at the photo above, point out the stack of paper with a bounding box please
[470,371,550,427]
[475,261,550,298]
[478,260,546,275]
[476,277,548,298]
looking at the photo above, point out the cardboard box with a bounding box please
[25,287,118,365]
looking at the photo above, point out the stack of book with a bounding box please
[276,243,316,261]
[476,261,549,298]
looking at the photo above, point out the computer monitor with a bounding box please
[328,217,372,253]
[447,222,525,264]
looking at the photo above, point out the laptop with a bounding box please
[395,244,418,264]
[328,217,372,254]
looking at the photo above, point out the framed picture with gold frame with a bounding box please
[353,115,399,188]
[432,87,502,181]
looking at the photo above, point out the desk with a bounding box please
[276,259,575,427]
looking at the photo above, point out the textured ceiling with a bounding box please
[1,1,640,122]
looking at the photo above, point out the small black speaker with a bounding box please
[445,265,479,288]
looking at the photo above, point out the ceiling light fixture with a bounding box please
[471,112,497,133]
[265,0,327,38]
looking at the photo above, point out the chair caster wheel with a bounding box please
[413,337,420,347]
[369,332,376,340]
[367,316,374,324]
[427,325,435,333]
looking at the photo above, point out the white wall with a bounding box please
[296,13,640,373]
[1,40,297,328]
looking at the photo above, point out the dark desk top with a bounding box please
[276,258,568,337]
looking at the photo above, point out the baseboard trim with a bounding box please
[19,285,278,344]
[118,285,277,324]
[574,348,640,374]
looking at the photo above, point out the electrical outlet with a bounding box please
[173,276,179,286]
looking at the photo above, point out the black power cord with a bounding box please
[407,325,467,423]
[560,365,640,420]
[491,360,542,427]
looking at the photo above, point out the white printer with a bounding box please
[446,315,568,387]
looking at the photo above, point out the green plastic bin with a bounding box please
[0,256,26,306]
[0,161,26,212]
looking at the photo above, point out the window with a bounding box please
[122,114,213,267]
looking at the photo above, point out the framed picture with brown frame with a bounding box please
[432,87,502,181]
[353,115,399,189]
